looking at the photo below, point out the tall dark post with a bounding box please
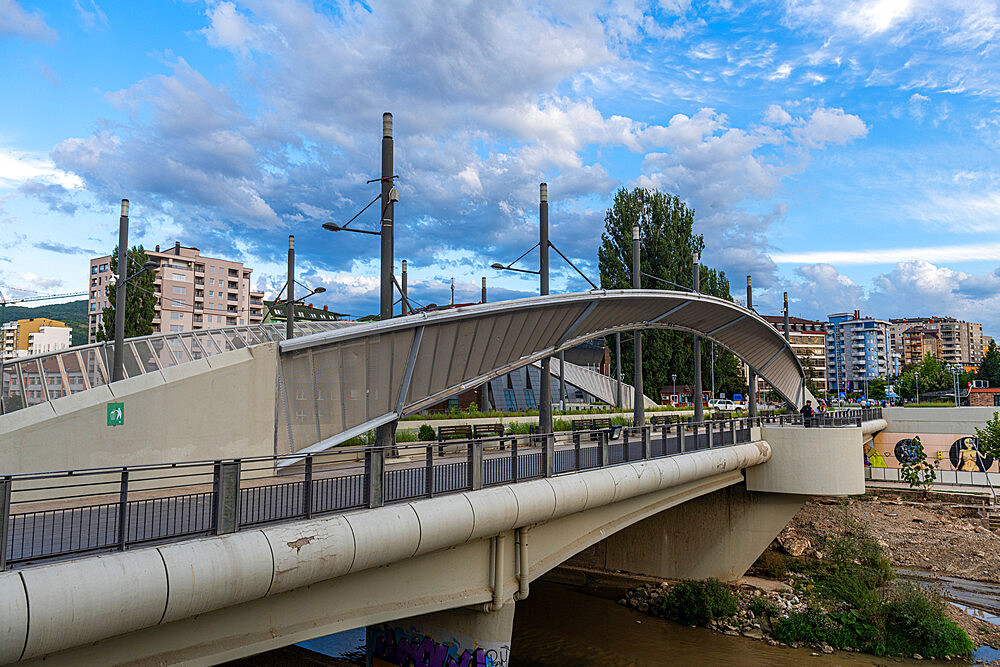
[747,276,758,418]
[693,252,702,422]
[783,291,790,342]
[481,277,487,303]
[376,112,396,454]
[450,277,455,306]
[401,259,408,316]
[632,224,644,425]
[286,235,295,340]
[559,350,566,411]
[539,183,552,435]
[112,199,129,382]
[615,332,623,408]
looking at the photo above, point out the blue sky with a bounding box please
[2,1,1000,329]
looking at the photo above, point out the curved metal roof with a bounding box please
[276,290,812,458]
[531,356,659,410]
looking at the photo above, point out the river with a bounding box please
[233,578,998,666]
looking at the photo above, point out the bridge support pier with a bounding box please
[571,483,808,583]
[367,602,514,667]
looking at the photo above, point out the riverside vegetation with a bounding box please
[621,504,975,660]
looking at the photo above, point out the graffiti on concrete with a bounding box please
[370,623,509,667]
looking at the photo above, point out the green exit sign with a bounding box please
[107,402,124,426]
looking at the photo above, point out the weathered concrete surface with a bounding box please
[883,406,998,435]
[746,425,865,496]
[369,604,515,667]
[0,343,279,473]
[573,484,808,582]
[6,442,769,665]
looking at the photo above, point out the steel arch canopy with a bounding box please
[276,290,812,459]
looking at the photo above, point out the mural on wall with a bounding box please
[949,437,994,472]
[369,623,509,667]
[873,432,1000,473]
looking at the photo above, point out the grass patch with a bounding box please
[904,402,958,408]
[657,579,738,626]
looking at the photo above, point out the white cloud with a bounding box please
[763,105,793,126]
[202,2,257,55]
[0,149,82,190]
[791,107,868,148]
[0,0,57,42]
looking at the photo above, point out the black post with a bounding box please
[559,350,566,411]
[376,112,397,453]
[303,455,313,519]
[0,476,10,570]
[632,225,644,426]
[481,276,487,304]
[615,332,623,408]
[286,235,295,340]
[401,259,408,316]
[539,183,552,435]
[112,199,129,382]
[693,252,703,422]
[117,468,129,550]
[747,276,758,418]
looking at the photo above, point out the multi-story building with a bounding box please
[887,317,984,366]
[826,311,890,395]
[901,326,941,366]
[760,316,829,394]
[89,242,264,342]
[1,318,72,360]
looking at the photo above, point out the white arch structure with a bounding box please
[277,289,812,458]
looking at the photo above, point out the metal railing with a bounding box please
[1,417,773,570]
[0,320,353,414]
[755,407,882,428]
[866,466,1000,491]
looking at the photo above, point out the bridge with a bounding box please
[0,290,880,665]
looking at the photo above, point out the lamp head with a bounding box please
[388,187,400,203]
[322,222,342,232]
[313,287,327,294]
[142,261,158,271]
[490,263,505,270]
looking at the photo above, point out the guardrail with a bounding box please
[0,320,352,415]
[0,412,877,571]
[0,417,766,570]
[866,466,1000,491]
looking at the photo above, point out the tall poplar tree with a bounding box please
[96,245,157,341]
[598,187,747,401]
[976,340,1000,388]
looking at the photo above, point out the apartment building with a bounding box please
[901,326,940,366]
[761,316,829,394]
[89,242,264,342]
[1,318,72,360]
[826,311,890,395]
[887,317,984,366]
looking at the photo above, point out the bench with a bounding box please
[437,424,473,455]
[649,414,676,425]
[472,423,513,450]
[571,417,612,440]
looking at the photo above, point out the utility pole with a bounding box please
[693,252,702,422]
[784,290,792,412]
[615,332,623,408]
[450,277,455,306]
[112,199,129,383]
[632,225,644,426]
[401,259,408,316]
[538,183,552,435]
[286,235,295,340]
[747,276,758,418]
[375,112,396,459]
[559,350,566,411]
[481,277,486,304]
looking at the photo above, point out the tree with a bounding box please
[867,377,888,401]
[898,436,935,495]
[96,245,156,341]
[976,340,1000,388]
[598,188,746,401]
[897,354,971,401]
[974,411,1000,461]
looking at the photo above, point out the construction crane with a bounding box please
[0,288,89,337]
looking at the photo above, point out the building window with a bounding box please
[171,286,186,295]
[171,312,183,320]
[170,325,183,332]
[503,389,517,411]
[172,273,186,282]
[100,263,108,272]
[171,299,184,308]
[91,266,98,274]
[209,291,214,297]
[524,389,537,410]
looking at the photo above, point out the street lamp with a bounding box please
[672,373,677,405]
[263,283,327,323]
[110,253,158,383]
[914,370,920,404]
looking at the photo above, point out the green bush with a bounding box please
[749,596,778,620]
[879,583,974,658]
[417,424,435,441]
[396,429,420,443]
[773,607,841,645]
[658,579,738,626]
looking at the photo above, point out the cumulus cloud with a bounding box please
[791,107,868,148]
[0,0,57,42]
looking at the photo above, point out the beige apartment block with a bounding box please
[89,242,264,343]
[1,318,72,360]
[888,316,984,366]
[760,315,828,394]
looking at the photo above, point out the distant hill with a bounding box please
[2,300,90,346]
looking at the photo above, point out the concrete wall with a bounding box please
[873,407,999,474]
[746,425,865,496]
[0,343,278,474]
[883,406,998,435]
[573,485,807,582]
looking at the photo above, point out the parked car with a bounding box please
[710,399,738,411]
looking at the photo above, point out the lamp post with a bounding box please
[615,333,623,408]
[672,373,677,405]
[914,370,920,404]
[746,276,757,418]
[112,199,129,382]
[692,251,702,422]
[633,225,644,426]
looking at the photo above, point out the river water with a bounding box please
[236,578,996,666]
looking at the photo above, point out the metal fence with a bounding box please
[0,416,779,570]
[0,320,353,414]
[866,466,1000,490]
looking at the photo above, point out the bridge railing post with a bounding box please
[678,422,685,453]
[365,447,384,509]
[660,424,668,456]
[303,454,313,519]
[622,427,630,463]
[0,475,10,570]
[117,468,129,550]
[425,445,434,496]
[598,430,608,467]
[470,439,484,489]
[543,434,554,478]
[641,425,650,459]
[730,418,736,444]
[213,460,240,534]
[692,422,700,450]
[511,436,519,483]
[706,420,714,448]
[573,432,581,471]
